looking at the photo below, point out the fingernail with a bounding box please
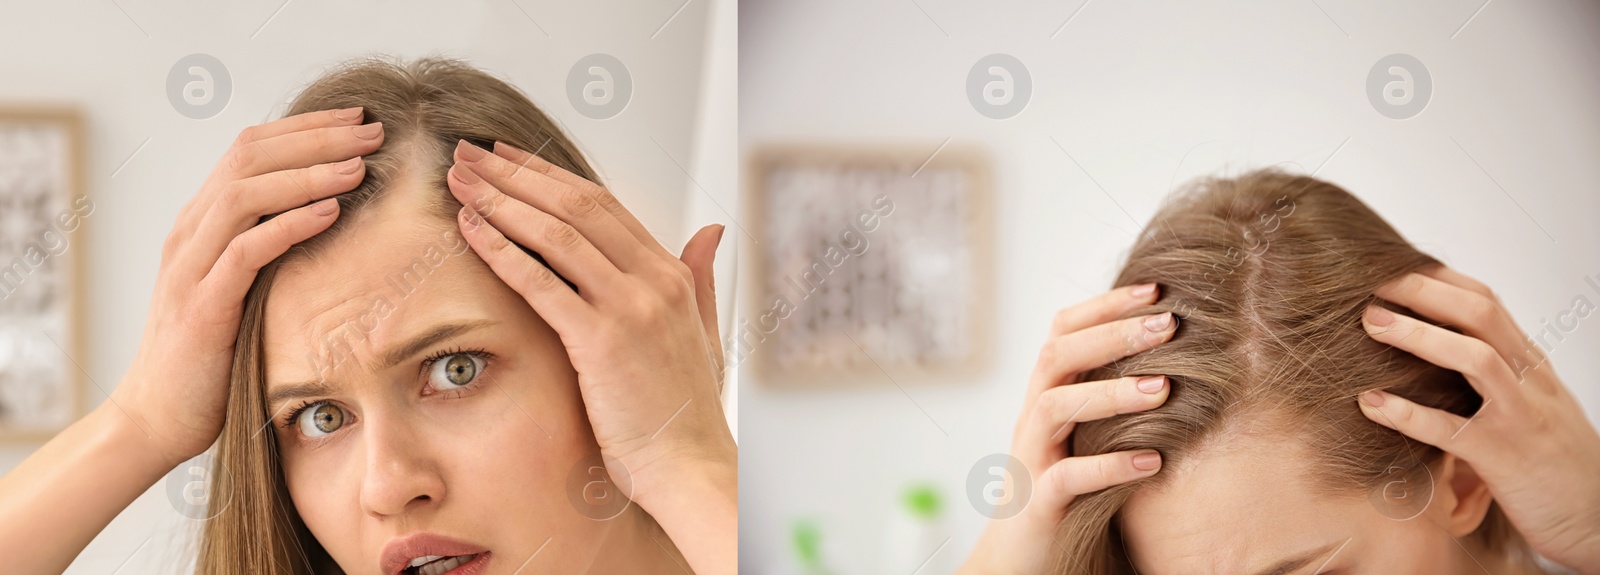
[495,140,527,156]
[1361,390,1387,407]
[1136,376,1166,394]
[459,205,482,229]
[333,106,363,121]
[335,156,362,174]
[714,224,727,246]
[1143,312,1173,332]
[1366,306,1394,327]
[1132,451,1162,471]
[353,122,383,140]
[450,163,481,185]
[1130,283,1157,299]
[456,139,487,161]
[314,198,339,217]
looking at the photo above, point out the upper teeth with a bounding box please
[414,554,475,575]
[408,556,444,568]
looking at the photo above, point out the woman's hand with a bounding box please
[0,109,377,574]
[113,108,379,466]
[1358,265,1600,574]
[446,139,735,573]
[962,285,1176,574]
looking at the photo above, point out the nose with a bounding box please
[358,411,446,518]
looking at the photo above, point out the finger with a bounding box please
[1050,283,1160,337]
[447,162,620,291]
[1376,273,1543,373]
[1029,312,1177,398]
[237,107,365,145]
[490,140,597,194]
[199,198,341,304]
[1419,265,1496,300]
[1363,305,1521,404]
[1358,389,1479,456]
[491,140,678,262]
[1033,450,1162,513]
[179,122,380,253]
[221,122,384,181]
[182,157,366,281]
[1021,376,1169,457]
[455,140,654,272]
[680,224,727,391]
[176,108,366,239]
[457,205,592,331]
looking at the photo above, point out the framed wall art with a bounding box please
[0,107,89,440]
[740,143,993,387]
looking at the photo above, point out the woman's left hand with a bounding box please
[444,139,735,572]
[1358,265,1600,574]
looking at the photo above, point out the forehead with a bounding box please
[262,188,494,383]
[1119,430,1358,575]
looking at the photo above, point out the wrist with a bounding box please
[110,369,216,467]
[623,446,737,575]
[93,398,190,472]
[626,442,736,512]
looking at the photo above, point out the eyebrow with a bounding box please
[1245,541,1341,575]
[265,319,497,407]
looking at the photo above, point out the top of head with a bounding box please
[273,56,597,263]
[1074,169,1478,496]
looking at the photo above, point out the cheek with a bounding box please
[1351,510,1458,573]
[428,363,597,519]
[279,443,363,563]
[446,390,577,489]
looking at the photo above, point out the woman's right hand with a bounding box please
[961,284,1177,574]
[1357,267,1600,573]
[109,108,381,466]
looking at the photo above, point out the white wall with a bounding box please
[687,0,742,436]
[0,0,731,572]
[738,0,1600,573]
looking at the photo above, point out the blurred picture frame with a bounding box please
[0,107,89,441]
[740,143,994,388]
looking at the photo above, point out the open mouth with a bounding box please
[404,553,483,575]
[381,532,491,575]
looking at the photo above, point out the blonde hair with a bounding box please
[196,56,596,574]
[1054,170,1535,573]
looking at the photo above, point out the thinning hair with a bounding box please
[1053,169,1533,573]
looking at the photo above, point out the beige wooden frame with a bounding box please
[0,106,89,442]
[740,143,995,388]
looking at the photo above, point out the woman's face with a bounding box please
[261,189,636,574]
[1119,428,1494,575]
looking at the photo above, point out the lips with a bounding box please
[379,533,491,575]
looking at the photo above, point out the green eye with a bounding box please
[428,352,485,391]
[296,402,345,437]
[445,354,475,385]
